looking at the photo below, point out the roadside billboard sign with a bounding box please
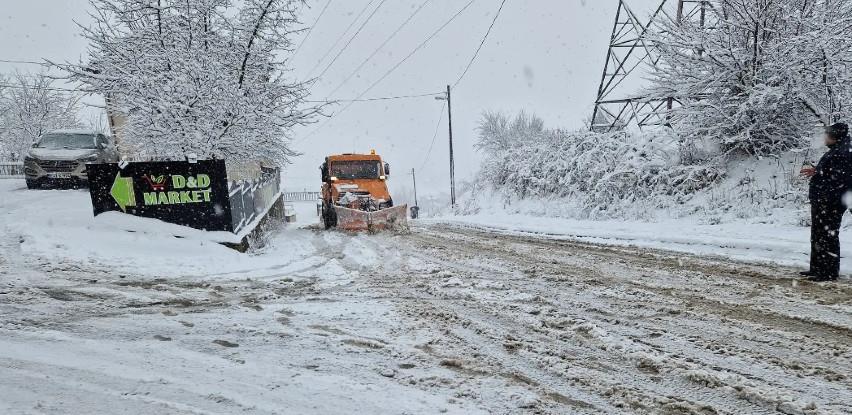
[87,160,234,232]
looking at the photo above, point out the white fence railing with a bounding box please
[283,191,321,202]
[0,162,24,179]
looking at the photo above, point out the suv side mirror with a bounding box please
[384,162,390,176]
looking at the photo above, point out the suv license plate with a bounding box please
[47,172,72,179]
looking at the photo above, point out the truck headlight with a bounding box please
[80,154,99,162]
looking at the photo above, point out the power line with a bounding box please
[314,0,389,81]
[453,0,508,88]
[297,0,477,143]
[326,0,433,98]
[0,82,82,93]
[293,0,334,59]
[304,91,442,103]
[304,0,377,79]
[418,101,446,171]
[0,72,62,81]
[352,0,475,101]
[295,91,442,144]
[0,59,49,66]
[2,83,437,101]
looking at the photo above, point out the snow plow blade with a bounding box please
[335,205,409,232]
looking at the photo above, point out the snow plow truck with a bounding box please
[320,151,408,232]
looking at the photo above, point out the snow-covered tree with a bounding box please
[61,0,320,165]
[475,111,545,187]
[649,0,852,158]
[0,77,6,159]
[0,72,83,161]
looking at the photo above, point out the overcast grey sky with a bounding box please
[0,0,664,202]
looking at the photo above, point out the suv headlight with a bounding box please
[80,154,99,162]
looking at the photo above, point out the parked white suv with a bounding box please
[23,130,119,189]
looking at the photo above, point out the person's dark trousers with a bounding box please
[810,201,845,278]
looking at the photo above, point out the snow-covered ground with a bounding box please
[1,179,851,414]
[427,211,852,278]
[0,180,487,414]
[0,179,320,278]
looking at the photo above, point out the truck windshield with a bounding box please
[35,134,97,149]
[331,160,381,179]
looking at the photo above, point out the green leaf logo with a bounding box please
[110,172,136,212]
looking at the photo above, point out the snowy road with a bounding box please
[1,183,851,413]
[395,224,852,414]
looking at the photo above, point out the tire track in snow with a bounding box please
[373,224,852,414]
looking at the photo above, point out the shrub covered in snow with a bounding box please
[472,112,724,219]
[469,111,813,224]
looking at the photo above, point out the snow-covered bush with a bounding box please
[686,151,811,225]
[61,0,321,166]
[470,111,817,223]
[473,112,724,219]
[649,0,852,157]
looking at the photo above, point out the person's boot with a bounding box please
[808,274,838,282]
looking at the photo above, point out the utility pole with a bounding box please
[411,168,419,207]
[446,85,456,208]
[435,84,456,208]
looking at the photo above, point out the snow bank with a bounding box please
[426,213,852,276]
[464,150,813,225]
[0,180,321,278]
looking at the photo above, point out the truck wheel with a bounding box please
[321,204,328,228]
[322,208,331,229]
[25,180,38,190]
[329,207,338,229]
[322,203,337,229]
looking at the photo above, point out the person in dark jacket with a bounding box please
[800,123,852,281]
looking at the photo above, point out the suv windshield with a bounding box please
[35,134,97,149]
[331,161,381,179]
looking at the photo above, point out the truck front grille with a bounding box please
[337,192,370,202]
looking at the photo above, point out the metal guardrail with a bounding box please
[283,191,321,202]
[228,168,282,234]
[0,162,24,179]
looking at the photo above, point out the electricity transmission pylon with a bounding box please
[590,0,712,133]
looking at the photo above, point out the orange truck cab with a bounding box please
[320,151,406,231]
